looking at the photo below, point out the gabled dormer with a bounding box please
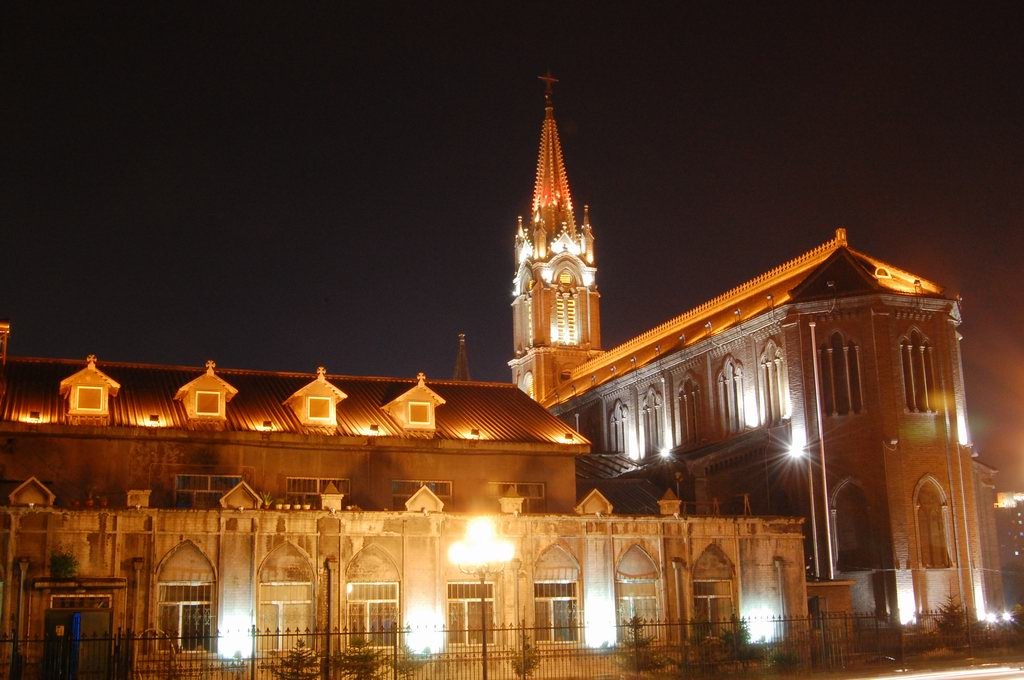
[381,372,445,433]
[59,355,120,423]
[174,360,238,428]
[285,366,347,429]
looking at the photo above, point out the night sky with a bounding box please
[3,3,1023,483]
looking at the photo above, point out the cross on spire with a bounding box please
[538,71,559,104]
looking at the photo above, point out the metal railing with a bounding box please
[0,611,1020,679]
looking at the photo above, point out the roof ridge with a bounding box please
[569,231,846,378]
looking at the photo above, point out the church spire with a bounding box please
[532,72,576,238]
[452,333,471,381]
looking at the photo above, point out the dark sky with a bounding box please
[3,3,1023,484]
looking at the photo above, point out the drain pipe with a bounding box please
[809,321,834,580]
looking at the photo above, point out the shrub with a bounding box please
[510,630,542,678]
[49,545,78,578]
[618,616,666,674]
[331,637,387,680]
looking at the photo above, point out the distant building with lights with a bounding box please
[511,83,1003,620]
[995,492,1024,606]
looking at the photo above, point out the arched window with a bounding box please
[520,372,535,400]
[820,332,863,416]
[717,358,744,435]
[692,545,734,623]
[552,270,579,345]
[641,387,663,457]
[900,330,935,413]
[347,546,401,645]
[534,545,580,642]
[916,479,950,568]
[832,482,875,571]
[759,341,787,425]
[678,376,701,447]
[615,545,659,623]
[158,542,216,651]
[259,543,315,649]
[609,401,628,454]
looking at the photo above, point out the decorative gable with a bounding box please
[381,373,445,432]
[174,361,238,427]
[575,488,613,516]
[9,476,56,507]
[404,485,444,513]
[657,489,682,516]
[284,366,347,429]
[59,355,120,422]
[219,480,261,510]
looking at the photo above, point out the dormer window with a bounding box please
[195,390,223,417]
[174,360,238,428]
[75,385,104,412]
[381,373,445,433]
[408,401,432,426]
[60,355,120,422]
[307,396,332,421]
[285,366,347,430]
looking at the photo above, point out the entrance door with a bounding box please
[42,609,113,680]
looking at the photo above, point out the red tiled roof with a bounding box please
[0,357,587,447]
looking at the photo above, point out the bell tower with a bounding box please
[510,75,602,402]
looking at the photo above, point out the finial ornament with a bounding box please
[316,366,326,380]
[86,354,97,368]
[205,359,216,374]
[417,372,426,386]
[538,71,559,105]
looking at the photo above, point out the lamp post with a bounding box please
[448,517,514,680]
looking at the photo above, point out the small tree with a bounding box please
[391,638,428,680]
[270,640,320,680]
[935,595,967,637]
[332,637,387,680]
[619,616,665,675]
[510,626,541,678]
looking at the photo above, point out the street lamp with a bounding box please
[449,517,515,680]
[789,431,821,579]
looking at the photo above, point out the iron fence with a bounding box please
[0,612,1021,680]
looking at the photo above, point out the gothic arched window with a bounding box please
[678,376,701,447]
[609,401,628,454]
[759,341,787,425]
[916,479,950,568]
[552,269,578,346]
[717,358,744,435]
[820,331,863,416]
[833,482,875,571]
[692,545,734,623]
[259,543,315,649]
[641,387,663,456]
[534,545,580,642]
[615,545,659,623]
[158,542,216,652]
[900,330,935,413]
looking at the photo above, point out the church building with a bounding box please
[512,82,1002,620]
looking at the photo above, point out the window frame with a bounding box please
[447,581,495,645]
[73,384,105,413]
[194,390,223,417]
[346,581,400,647]
[306,395,333,422]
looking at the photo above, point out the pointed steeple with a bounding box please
[452,333,471,381]
[532,72,576,239]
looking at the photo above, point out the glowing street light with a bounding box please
[448,517,514,680]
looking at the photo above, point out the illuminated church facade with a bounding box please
[513,85,1002,620]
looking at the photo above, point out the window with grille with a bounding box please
[447,582,494,645]
[159,583,214,652]
[347,582,399,646]
[486,482,546,513]
[616,580,658,623]
[391,480,452,510]
[534,582,578,642]
[286,477,350,507]
[175,474,242,509]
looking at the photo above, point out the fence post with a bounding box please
[393,622,399,680]
[250,625,257,680]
